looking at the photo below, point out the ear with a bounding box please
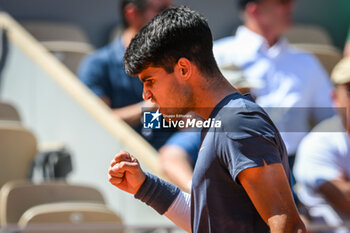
[175,57,192,81]
[124,4,141,27]
[245,2,259,18]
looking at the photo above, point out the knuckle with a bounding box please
[119,161,127,169]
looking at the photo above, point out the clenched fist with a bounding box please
[108,151,146,195]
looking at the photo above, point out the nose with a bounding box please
[143,89,152,101]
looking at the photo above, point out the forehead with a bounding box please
[335,82,350,91]
[138,66,167,78]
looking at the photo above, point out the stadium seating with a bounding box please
[18,202,123,233]
[41,41,93,73]
[293,43,342,75]
[0,101,21,122]
[20,21,90,43]
[0,122,37,189]
[20,21,94,73]
[284,24,333,45]
[0,180,106,226]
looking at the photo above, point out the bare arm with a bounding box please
[108,151,189,231]
[319,178,350,216]
[112,102,145,127]
[159,145,193,193]
[101,96,156,127]
[238,162,306,233]
[164,191,192,232]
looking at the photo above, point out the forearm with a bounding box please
[112,102,143,127]
[268,214,306,233]
[164,191,191,232]
[319,179,350,215]
[134,173,191,232]
[165,164,192,193]
[159,147,193,193]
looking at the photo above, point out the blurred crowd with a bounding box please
[76,0,350,232]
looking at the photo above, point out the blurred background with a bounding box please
[1,0,349,48]
[0,0,349,232]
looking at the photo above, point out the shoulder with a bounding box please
[83,36,124,66]
[78,40,119,79]
[83,43,115,65]
[217,94,277,140]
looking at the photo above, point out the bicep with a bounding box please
[238,162,298,225]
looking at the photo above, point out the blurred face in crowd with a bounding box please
[142,0,172,23]
[333,82,350,133]
[253,0,293,36]
[125,0,171,30]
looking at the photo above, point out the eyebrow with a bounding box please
[140,75,152,83]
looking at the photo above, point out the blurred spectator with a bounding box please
[213,0,334,169]
[159,130,201,193]
[78,0,172,149]
[294,57,350,233]
[344,26,350,57]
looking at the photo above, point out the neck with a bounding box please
[192,74,237,119]
[245,22,279,47]
[122,27,139,48]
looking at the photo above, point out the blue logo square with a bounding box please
[143,110,162,129]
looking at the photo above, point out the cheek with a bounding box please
[264,7,288,23]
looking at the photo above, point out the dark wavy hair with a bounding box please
[124,6,220,77]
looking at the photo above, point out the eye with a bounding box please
[145,79,154,86]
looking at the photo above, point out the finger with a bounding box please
[110,161,140,175]
[108,174,124,183]
[108,169,124,178]
[110,151,132,167]
[108,176,123,185]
